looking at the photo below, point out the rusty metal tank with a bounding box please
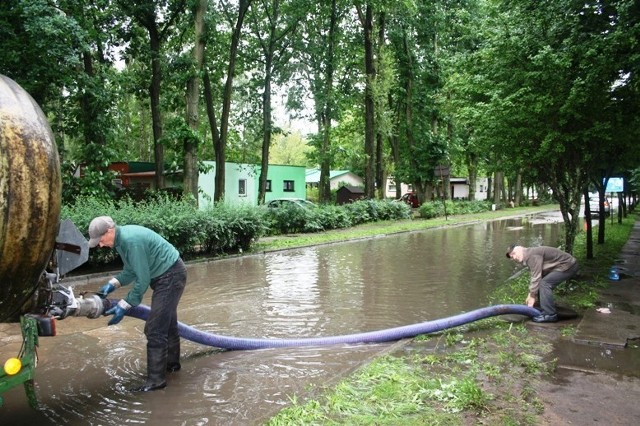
[0,74,61,322]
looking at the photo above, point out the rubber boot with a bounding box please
[130,347,167,392]
[166,334,181,373]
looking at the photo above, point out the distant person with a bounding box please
[505,245,579,323]
[87,216,187,392]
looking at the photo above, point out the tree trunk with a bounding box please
[360,4,375,199]
[149,25,164,189]
[402,29,422,203]
[515,173,522,206]
[583,189,594,259]
[257,54,273,205]
[493,171,502,206]
[183,0,207,204]
[203,70,221,161]
[215,0,252,202]
[374,11,386,200]
[466,152,478,201]
[318,0,338,203]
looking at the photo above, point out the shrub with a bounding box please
[418,200,491,219]
[61,194,413,268]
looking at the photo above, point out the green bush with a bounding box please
[418,200,492,219]
[61,195,413,268]
[315,205,353,230]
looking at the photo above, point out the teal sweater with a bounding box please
[113,225,179,306]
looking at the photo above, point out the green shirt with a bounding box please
[113,225,179,306]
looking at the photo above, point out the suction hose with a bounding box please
[120,302,540,350]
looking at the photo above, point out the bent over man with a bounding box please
[506,245,579,323]
[88,216,187,392]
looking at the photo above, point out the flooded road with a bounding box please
[1,213,564,425]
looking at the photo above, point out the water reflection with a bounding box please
[0,213,565,425]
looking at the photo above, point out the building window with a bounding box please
[479,185,484,192]
[388,181,396,192]
[238,179,247,196]
[266,180,272,192]
[283,180,295,192]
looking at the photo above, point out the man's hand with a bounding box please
[105,299,131,325]
[525,295,536,307]
[97,282,116,299]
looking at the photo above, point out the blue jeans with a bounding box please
[145,259,187,357]
[539,262,579,316]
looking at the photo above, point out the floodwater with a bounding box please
[1,212,564,425]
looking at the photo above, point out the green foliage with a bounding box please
[60,164,118,206]
[418,200,492,219]
[264,203,319,234]
[61,194,268,266]
[265,199,412,235]
[343,199,413,225]
[62,195,414,267]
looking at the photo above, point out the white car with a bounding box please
[587,192,610,217]
[267,198,317,209]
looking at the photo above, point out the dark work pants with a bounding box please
[144,258,187,377]
[539,262,579,316]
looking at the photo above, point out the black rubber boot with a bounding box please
[130,347,167,392]
[166,334,181,373]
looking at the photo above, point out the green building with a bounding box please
[198,162,307,208]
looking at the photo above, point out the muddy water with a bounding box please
[1,213,563,425]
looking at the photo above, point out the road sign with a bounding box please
[606,177,623,193]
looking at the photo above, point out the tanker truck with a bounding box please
[0,74,107,407]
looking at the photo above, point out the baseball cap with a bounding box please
[88,216,115,248]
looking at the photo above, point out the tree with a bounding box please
[183,0,208,203]
[246,0,300,205]
[355,3,376,199]
[471,0,640,253]
[118,0,188,189]
[293,0,351,203]
[211,0,253,202]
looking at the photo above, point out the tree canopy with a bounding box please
[1,0,638,252]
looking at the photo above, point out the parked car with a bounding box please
[267,198,317,209]
[587,192,610,217]
[399,192,420,208]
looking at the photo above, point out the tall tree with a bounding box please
[294,0,349,203]
[118,0,188,189]
[472,0,640,253]
[246,0,300,205]
[183,0,207,202]
[212,0,253,202]
[355,3,376,199]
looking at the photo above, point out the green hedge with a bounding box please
[61,196,413,267]
[418,200,493,219]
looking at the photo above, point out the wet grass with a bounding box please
[251,205,554,252]
[267,323,555,425]
[265,209,637,425]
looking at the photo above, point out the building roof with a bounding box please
[305,169,359,183]
[337,185,365,194]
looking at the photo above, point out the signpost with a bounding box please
[605,177,624,224]
[435,166,450,220]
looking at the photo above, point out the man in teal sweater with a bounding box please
[88,216,187,392]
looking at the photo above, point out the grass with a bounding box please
[263,207,638,425]
[251,205,555,252]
